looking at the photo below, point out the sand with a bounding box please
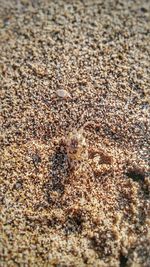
[0,0,150,266]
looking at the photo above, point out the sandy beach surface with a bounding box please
[0,0,150,266]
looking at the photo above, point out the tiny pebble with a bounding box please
[55,89,71,99]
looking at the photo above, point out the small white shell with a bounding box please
[55,89,71,99]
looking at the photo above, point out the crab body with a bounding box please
[65,129,88,168]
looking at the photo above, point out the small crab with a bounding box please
[61,121,112,173]
[63,128,88,169]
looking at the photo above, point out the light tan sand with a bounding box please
[0,0,150,266]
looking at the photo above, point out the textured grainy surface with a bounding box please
[0,0,150,266]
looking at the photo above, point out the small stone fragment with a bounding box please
[55,89,71,99]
